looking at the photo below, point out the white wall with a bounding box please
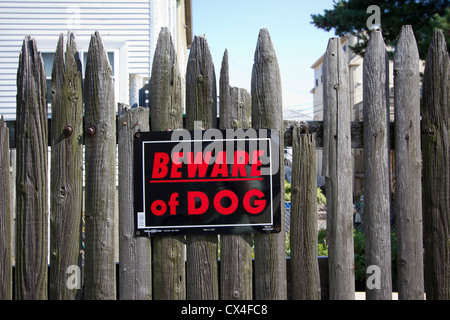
[0,0,153,120]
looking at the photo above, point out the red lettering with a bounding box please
[243,189,266,214]
[171,152,183,178]
[152,152,169,178]
[214,190,238,215]
[168,192,179,215]
[251,150,264,176]
[211,151,228,177]
[231,151,249,177]
[188,152,211,178]
[151,200,167,216]
[188,191,209,215]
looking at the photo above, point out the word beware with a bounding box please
[151,150,264,180]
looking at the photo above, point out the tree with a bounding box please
[311,0,449,59]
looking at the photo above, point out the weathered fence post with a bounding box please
[322,37,355,300]
[251,28,287,300]
[118,103,152,300]
[15,35,48,300]
[421,29,450,300]
[219,49,253,300]
[0,117,12,300]
[150,27,185,300]
[84,31,116,300]
[363,29,392,300]
[290,124,320,300]
[49,32,84,300]
[185,34,219,300]
[393,25,424,300]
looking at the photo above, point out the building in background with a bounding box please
[0,0,193,120]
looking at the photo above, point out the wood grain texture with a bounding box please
[150,27,185,300]
[49,32,84,300]
[118,104,152,300]
[322,37,355,300]
[83,31,116,300]
[0,117,12,300]
[15,35,48,300]
[290,126,320,300]
[393,25,424,300]
[421,29,450,300]
[251,28,286,300]
[363,30,392,300]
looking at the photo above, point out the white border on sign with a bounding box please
[138,137,274,230]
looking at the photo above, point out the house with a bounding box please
[0,0,193,120]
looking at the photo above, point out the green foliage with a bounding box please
[284,180,291,202]
[353,229,366,282]
[310,0,450,59]
[318,229,328,256]
[317,187,326,205]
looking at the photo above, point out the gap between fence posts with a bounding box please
[322,37,355,300]
[185,34,219,300]
[0,117,12,300]
[219,49,253,300]
[150,27,186,300]
[290,125,320,300]
[363,29,392,300]
[15,36,48,300]
[251,28,287,300]
[393,25,424,300]
[421,29,450,300]
[83,32,117,300]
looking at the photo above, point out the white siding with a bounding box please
[0,0,152,120]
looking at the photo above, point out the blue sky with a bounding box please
[191,0,336,118]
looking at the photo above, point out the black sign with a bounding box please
[134,129,281,236]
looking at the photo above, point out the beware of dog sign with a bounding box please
[134,129,281,236]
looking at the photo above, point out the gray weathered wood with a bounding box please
[15,35,48,300]
[185,34,219,300]
[48,32,84,300]
[186,34,217,130]
[219,49,253,300]
[290,126,320,300]
[251,28,287,300]
[394,25,424,300]
[150,27,183,131]
[322,37,355,300]
[150,27,186,300]
[363,29,392,300]
[118,104,152,300]
[0,117,12,300]
[421,29,450,300]
[83,31,116,300]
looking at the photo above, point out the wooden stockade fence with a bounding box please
[0,25,449,300]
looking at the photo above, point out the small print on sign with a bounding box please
[134,129,281,236]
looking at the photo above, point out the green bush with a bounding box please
[317,187,326,205]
